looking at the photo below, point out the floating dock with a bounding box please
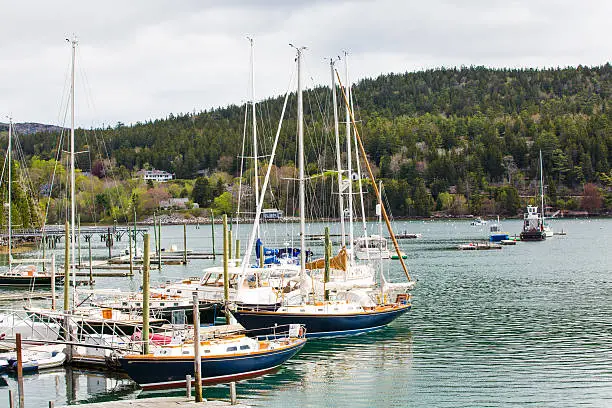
[57,397,250,407]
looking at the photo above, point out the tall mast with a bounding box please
[540,149,544,220]
[344,52,354,261]
[351,86,369,248]
[294,45,306,277]
[69,37,77,307]
[249,37,260,238]
[7,118,12,273]
[330,58,346,248]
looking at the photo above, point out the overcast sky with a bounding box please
[1,0,610,127]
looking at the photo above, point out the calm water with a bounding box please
[1,218,611,407]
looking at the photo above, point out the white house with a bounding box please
[143,169,173,182]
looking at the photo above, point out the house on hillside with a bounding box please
[160,198,191,209]
[141,169,174,182]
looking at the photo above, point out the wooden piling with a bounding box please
[228,230,232,262]
[223,214,231,324]
[49,401,55,408]
[235,239,240,259]
[128,229,134,277]
[88,237,93,285]
[183,223,187,264]
[64,220,70,311]
[324,227,330,301]
[157,219,162,271]
[193,292,203,402]
[230,381,237,405]
[107,227,112,259]
[185,374,191,397]
[142,233,150,355]
[77,214,82,266]
[8,389,14,408]
[210,209,216,259]
[51,253,56,310]
[16,333,24,408]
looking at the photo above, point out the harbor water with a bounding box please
[1,218,611,407]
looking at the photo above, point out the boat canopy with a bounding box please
[305,248,348,272]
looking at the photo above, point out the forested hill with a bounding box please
[10,64,612,216]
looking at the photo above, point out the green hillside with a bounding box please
[6,64,612,222]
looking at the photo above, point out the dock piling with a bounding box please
[235,239,240,260]
[183,223,187,264]
[143,233,150,355]
[210,209,216,259]
[186,375,191,397]
[16,333,24,408]
[324,227,330,301]
[88,237,93,285]
[228,230,232,262]
[128,229,134,277]
[8,389,14,408]
[230,382,237,405]
[157,219,162,271]
[64,221,70,311]
[192,292,203,402]
[223,215,231,324]
[51,254,56,310]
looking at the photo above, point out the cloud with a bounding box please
[0,0,610,127]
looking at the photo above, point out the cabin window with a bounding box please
[160,303,165,306]
[177,290,182,294]
[226,346,238,352]
[204,349,211,353]
[318,309,323,312]
[174,303,179,306]
[122,302,128,306]
[300,309,306,312]
[334,308,339,311]
[136,303,141,307]
[239,345,250,350]
[183,350,190,355]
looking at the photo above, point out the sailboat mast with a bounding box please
[351,88,369,248]
[344,53,354,261]
[7,119,12,273]
[249,37,260,238]
[539,149,544,220]
[69,37,77,307]
[330,59,346,248]
[296,46,306,276]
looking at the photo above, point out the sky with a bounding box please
[1,0,611,127]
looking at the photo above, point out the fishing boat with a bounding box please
[489,217,509,242]
[233,48,413,338]
[118,325,306,390]
[519,205,546,241]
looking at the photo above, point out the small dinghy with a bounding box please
[9,351,66,373]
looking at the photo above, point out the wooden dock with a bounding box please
[57,397,250,407]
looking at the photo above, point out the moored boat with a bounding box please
[119,328,306,390]
[519,205,546,241]
[233,299,411,338]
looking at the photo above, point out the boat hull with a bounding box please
[520,231,546,241]
[0,276,63,288]
[119,339,306,390]
[233,304,411,338]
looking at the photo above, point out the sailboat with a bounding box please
[0,119,61,287]
[232,48,413,338]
